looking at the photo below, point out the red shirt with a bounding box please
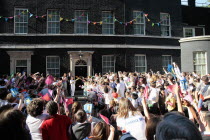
[41,114,71,140]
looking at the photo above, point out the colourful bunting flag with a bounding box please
[147,19,150,22]
[71,19,75,22]
[5,18,8,22]
[100,21,103,25]
[144,14,148,17]
[8,17,13,19]
[152,23,155,27]
[88,21,91,24]
[60,17,63,21]
[114,19,117,22]
[29,13,33,18]
[48,14,52,19]
[36,16,39,18]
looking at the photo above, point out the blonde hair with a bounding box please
[117,97,138,118]
[91,122,110,140]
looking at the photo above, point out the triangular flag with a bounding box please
[71,19,75,22]
[99,21,103,25]
[66,19,69,21]
[0,16,2,18]
[29,13,33,17]
[42,93,51,101]
[144,14,148,17]
[152,23,155,27]
[99,114,110,124]
[8,17,13,19]
[88,21,91,24]
[147,19,150,22]
[114,19,117,22]
[157,23,160,26]
[5,18,8,22]
[36,16,39,18]
[48,14,52,19]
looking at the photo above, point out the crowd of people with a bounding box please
[0,62,210,140]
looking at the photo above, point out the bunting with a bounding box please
[0,10,169,28]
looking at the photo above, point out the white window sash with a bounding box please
[14,8,28,34]
[47,10,60,34]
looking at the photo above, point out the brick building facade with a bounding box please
[0,0,184,77]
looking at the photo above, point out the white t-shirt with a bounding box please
[0,99,9,107]
[26,114,49,140]
[104,90,113,105]
[117,112,147,140]
[148,87,159,104]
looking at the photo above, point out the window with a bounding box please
[14,8,28,34]
[193,52,207,76]
[74,10,88,34]
[133,11,145,35]
[183,27,205,37]
[162,55,172,70]
[135,55,147,73]
[160,13,171,36]
[184,28,195,37]
[46,56,60,77]
[102,55,115,74]
[16,60,27,73]
[47,10,60,34]
[102,11,114,34]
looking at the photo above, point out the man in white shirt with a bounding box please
[148,82,159,114]
[26,98,49,140]
[116,79,125,97]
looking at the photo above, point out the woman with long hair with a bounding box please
[116,97,147,140]
[90,122,115,140]
[71,101,83,124]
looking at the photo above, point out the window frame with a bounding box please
[102,11,115,35]
[47,9,60,34]
[134,54,147,73]
[102,55,115,74]
[14,8,29,34]
[193,51,207,76]
[162,55,173,69]
[133,10,145,35]
[183,27,195,37]
[74,10,88,34]
[160,12,171,37]
[46,56,60,77]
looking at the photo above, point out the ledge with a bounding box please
[179,36,210,43]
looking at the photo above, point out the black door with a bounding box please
[75,66,87,90]
[75,66,87,78]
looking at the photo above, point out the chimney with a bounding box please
[188,0,196,7]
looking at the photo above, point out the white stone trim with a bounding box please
[68,51,94,77]
[179,35,210,43]
[6,51,33,75]
[0,44,180,49]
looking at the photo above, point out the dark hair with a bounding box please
[27,98,44,117]
[156,112,202,140]
[0,88,8,100]
[104,86,109,93]
[113,88,117,93]
[75,109,87,123]
[46,101,58,115]
[146,116,161,140]
[0,105,30,140]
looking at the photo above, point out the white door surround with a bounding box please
[7,51,33,75]
[68,51,94,77]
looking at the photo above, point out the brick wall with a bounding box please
[0,0,183,37]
